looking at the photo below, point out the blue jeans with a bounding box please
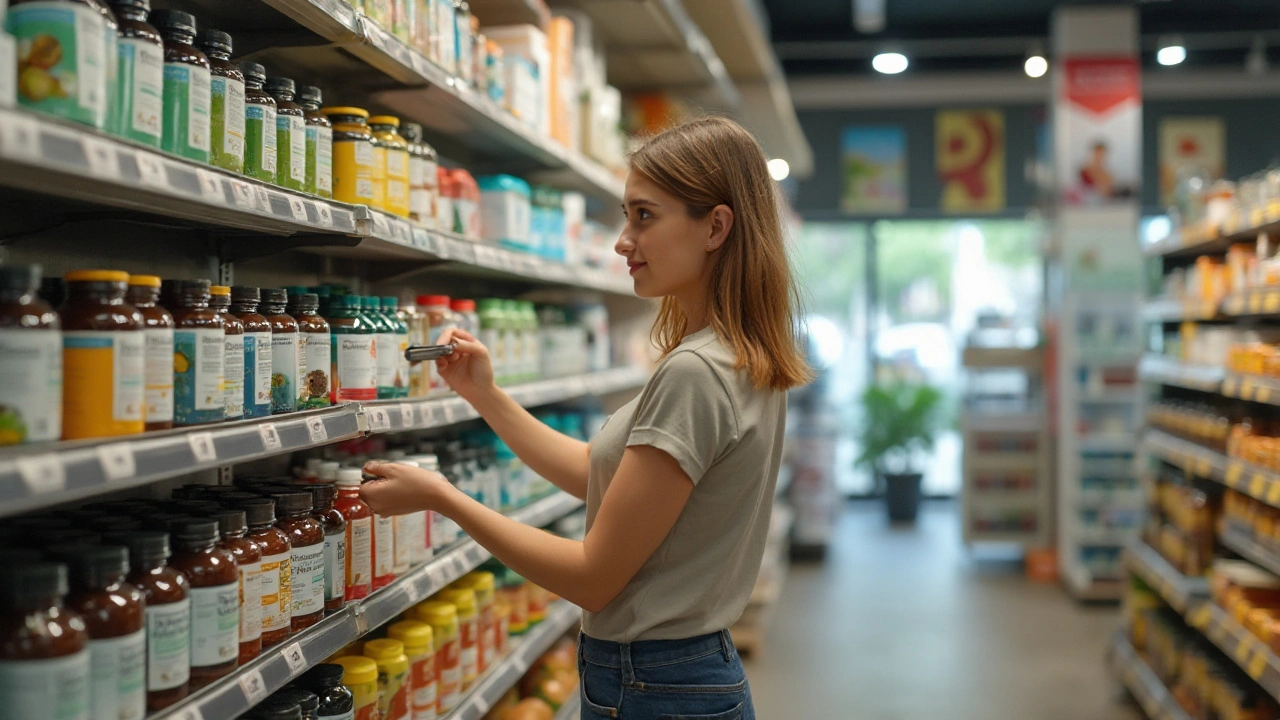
[578,630,756,720]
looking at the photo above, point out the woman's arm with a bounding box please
[360,444,692,613]
[434,328,590,500]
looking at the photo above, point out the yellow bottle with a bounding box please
[369,115,410,218]
[321,107,376,207]
[455,571,497,672]
[61,270,145,439]
[415,600,461,714]
[388,621,436,720]
[438,587,479,688]
[333,655,380,720]
[364,639,410,720]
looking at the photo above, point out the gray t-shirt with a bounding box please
[582,327,787,642]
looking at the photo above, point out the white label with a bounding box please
[324,529,346,602]
[374,514,394,578]
[272,332,299,405]
[287,115,306,182]
[376,332,400,390]
[83,138,118,180]
[259,550,291,633]
[239,560,263,642]
[145,599,190,691]
[393,513,418,572]
[0,649,91,720]
[460,646,477,680]
[260,105,278,174]
[316,203,333,227]
[73,5,107,115]
[189,582,239,668]
[413,677,437,720]
[187,432,216,463]
[282,643,307,675]
[305,332,331,401]
[96,443,135,481]
[387,149,407,177]
[439,665,461,709]
[224,333,245,418]
[189,328,225,412]
[306,416,327,443]
[0,329,62,442]
[290,541,326,616]
[258,423,281,451]
[188,65,211,153]
[224,78,246,160]
[238,668,267,705]
[316,126,333,195]
[88,628,146,720]
[289,196,308,221]
[337,335,376,395]
[136,152,166,187]
[399,403,415,428]
[114,332,145,422]
[124,38,163,139]
[16,454,65,495]
[355,139,375,167]
[142,327,174,423]
[246,332,272,408]
[348,516,373,588]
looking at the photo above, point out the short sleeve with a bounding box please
[627,352,738,483]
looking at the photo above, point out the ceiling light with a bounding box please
[1024,55,1048,78]
[1157,35,1185,66]
[872,52,908,74]
[767,158,790,182]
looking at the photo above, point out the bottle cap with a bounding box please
[380,296,399,310]
[363,638,406,662]
[103,531,170,565]
[368,115,400,128]
[387,620,434,653]
[262,288,289,307]
[300,662,345,688]
[401,122,423,142]
[293,293,319,312]
[176,279,212,299]
[335,468,363,487]
[239,62,267,84]
[333,656,378,685]
[168,518,220,544]
[317,461,340,481]
[207,509,247,536]
[272,687,319,716]
[236,498,277,526]
[341,294,362,309]
[265,491,312,516]
[230,285,261,304]
[109,0,152,12]
[451,298,476,312]
[305,483,337,510]
[149,9,197,37]
[0,563,68,607]
[417,294,450,307]
[89,516,142,533]
[46,545,130,588]
[439,587,476,613]
[321,107,369,120]
[197,28,232,55]
[415,600,458,626]
[0,265,40,292]
[66,270,129,284]
[298,85,323,106]
[264,77,297,97]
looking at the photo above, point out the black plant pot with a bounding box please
[885,472,922,523]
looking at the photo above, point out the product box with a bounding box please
[584,84,623,169]
[547,16,577,150]
[561,192,585,266]
[504,55,539,127]
[485,24,551,137]
[478,174,532,250]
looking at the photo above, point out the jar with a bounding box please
[297,86,333,198]
[273,687,320,720]
[369,116,410,218]
[109,0,163,146]
[320,108,374,206]
[266,76,307,191]
[149,9,210,163]
[207,509,262,664]
[8,0,112,128]
[388,620,435,720]
[417,295,456,392]
[415,601,460,714]
[334,468,373,601]
[437,587,477,688]
[230,286,273,419]
[267,491,325,631]
[124,275,174,431]
[326,294,376,403]
[0,265,62,444]
[303,483,346,613]
[169,279,225,427]
[363,639,410,720]
[240,62,278,184]
[382,296,411,398]
[289,292,332,409]
[167,519,238,687]
[108,531,189,710]
[236,498,292,646]
[334,655,379,720]
[210,285,244,420]
[457,571,496,673]
[298,663,355,720]
[59,270,145,439]
[0,562,91,719]
[261,288,300,414]
[401,122,430,227]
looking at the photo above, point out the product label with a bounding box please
[62,331,144,438]
[320,711,356,720]
[410,654,437,720]
[223,77,246,161]
[173,328,225,424]
[335,334,376,401]
[308,125,334,196]
[458,620,477,683]
[260,550,292,633]
[332,138,375,205]
[145,599,190,691]
[118,37,163,144]
[9,2,107,127]
[224,333,245,418]
[356,702,378,720]
[245,331,272,412]
[290,541,326,617]
[239,559,263,642]
[301,332,331,408]
[436,639,460,713]
[374,514,394,579]
[245,105,278,179]
[271,332,299,413]
[387,681,409,720]
[376,332,400,394]
[0,649,91,720]
[278,114,306,186]
[347,516,373,595]
[189,581,239,667]
[88,628,146,720]
[161,63,210,160]
[393,514,416,572]
[0,329,62,443]
[323,529,346,602]
[371,145,387,207]
[142,327,174,424]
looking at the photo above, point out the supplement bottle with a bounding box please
[230,286,273,419]
[197,29,244,173]
[209,285,244,421]
[207,509,262,665]
[267,491,324,631]
[417,295,456,392]
[304,483,346,613]
[8,0,111,127]
[322,107,375,206]
[387,620,436,720]
[449,298,477,336]
[456,571,496,673]
[124,275,174,431]
[248,698,304,720]
[169,279,225,427]
[297,86,333,198]
[364,296,398,399]
[382,296,411,398]
[261,288,300,414]
[52,545,145,720]
[437,587,477,688]
[401,122,431,226]
[108,531,189,711]
[498,568,527,636]
[369,116,410,218]
[289,292,331,409]
[266,77,306,191]
[166,519,238,687]
[476,298,505,385]
[98,2,120,135]
[235,498,291,647]
[369,128,388,211]
[0,562,91,720]
[60,270,145,440]
[415,601,459,714]
[277,688,321,720]
[387,460,421,580]
[371,470,395,591]
[150,9,210,163]
[110,0,163,146]
[0,265,62,444]
[298,663,355,720]
[240,62,278,184]
[326,294,376,403]
[334,468,373,601]
[333,655,379,720]
[364,639,410,720]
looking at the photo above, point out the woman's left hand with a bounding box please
[359,461,453,516]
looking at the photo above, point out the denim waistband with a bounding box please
[580,629,736,668]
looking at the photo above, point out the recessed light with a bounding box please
[872,52,908,74]
[1024,55,1048,78]
[767,159,790,182]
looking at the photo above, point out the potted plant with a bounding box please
[856,381,945,522]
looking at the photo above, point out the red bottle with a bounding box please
[334,468,374,600]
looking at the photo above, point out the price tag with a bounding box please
[255,186,273,214]
[474,245,498,267]
[405,579,422,604]
[136,152,167,188]
[0,112,40,161]
[259,423,282,451]
[238,668,268,705]
[196,169,222,202]
[83,137,119,180]
[171,707,204,720]
[231,180,256,209]
[1227,463,1244,485]
[187,432,217,463]
[282,642,308,675]
[399,403,415,428]
[368,24,389,51]
[316,203,333,227]
[306,417,328,444]
[1250,293,1264,314]
[372,213,392,238]
[368,407,390,431]
[443,402,457,424]
[288,196,308,222]
[1249,649,1268,678]
[96,443,136,481]
[14,454,66,495]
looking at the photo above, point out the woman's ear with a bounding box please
[706,204,734,252]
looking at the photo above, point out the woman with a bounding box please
[360,117,810,720]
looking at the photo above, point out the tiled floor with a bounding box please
[744,501,1142,720]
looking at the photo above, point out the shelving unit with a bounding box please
[1137,355,1224,393]
[1122,540,1210,614]
[1108,633,1193,720]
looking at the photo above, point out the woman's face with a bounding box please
[616,172,715,300]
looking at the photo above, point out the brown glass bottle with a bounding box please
[0,562,91,719]
[264,77,306,191]
[167,518,238,687]
[106,531,190,711]
[261,288,300,415]
[0,265,61,445]
[265,491,325,630]
[289,292,331,410]
[51,545,146,720]
[208,509,262,664]
[148,9,211,163]
[305,483,346,613]
[230,286,273,420]
[59,270,145,440]
[125,275,175,431]
[237,498,292,646]
[210,285,245,421]
[297,86,332,198]
[196,28,245,174]
[169,280,225,427]
[239,62,278,184]
[109,0,163,147]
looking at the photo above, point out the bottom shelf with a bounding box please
[1109,632,1191,720]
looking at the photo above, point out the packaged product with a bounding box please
[167,518,239,688]
[197,29,244,173]
[237,498,293,648]
[60,269,145,440]
[387,621,436,720]
[478,174,532,250]
[288,290,332,409]
[208,509,263,665]
[111,0,163,146]
[150,9,210,162]
[334,468,374,601]
[438,587,478,687]
[208,285,243,420]
[304,483,346,613]
[322,107,375,207]
[370,116,410,217]
[229,286,273,419]
[297,86,333,197]
[415,601,461,714]
[364,639,411,720]
[0,265,62,444]
[333,655,380,720]
[0,563,92,720]
[169,279,225,427]
[240,62,277,183]
[486,24,549,135]
[327,293,376,403]
[267,490,326,632]
[266,77,307,191]
[8,0,112,128]
[106,531,189,711]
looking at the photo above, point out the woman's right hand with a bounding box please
[435,327,496,402]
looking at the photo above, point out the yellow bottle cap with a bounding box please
[416,600,458,626]
[439,587,477,613]
[210,285,231,296]
[387,620,434,654]
[66,270,129,283]
[127,274,161,287]
[322,106,369,119]
[459,571,496,594]
[363,638,406,662]
[368,115,400,127]
[333,655,378,685]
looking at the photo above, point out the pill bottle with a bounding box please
[0,264,62,444]
[266,76,307,191]
[237,498,292,647]
[208,509,262,665]
[334,468,373,601]
[197,28,244,173]
[230,286,273,419]
[297,86,333,198]
[209,285,244,420]
[169,279,225,427]
[240,62,278,184]
[167,518,239,687]
[125,274,173,431]
[150,9,210,163]
[0,562,91,719]
[60,270,144,439]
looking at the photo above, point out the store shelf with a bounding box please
[1123,540,1210,614]
[150,491,583,720]
[1220,519,1280,579]
[1108,633,1193,720]
[1137,355,1224,393]
[1079,435,1138,453]
[1186,601,1280,700]
[1221,374,1280,407]
[449,601,582,720]
[1140,296,1222,322]
[1143,429,1280,509]
[1223,288,1280,318]
[1143,209,1280,259]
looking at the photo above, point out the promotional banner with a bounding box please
[1158,116,1225,207]
[840,126,907,214]
[935,109,1006,213]
[1056,57,1141,205]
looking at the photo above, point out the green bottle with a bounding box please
[197,28,245,173]
[240,62,277,183]
[265,76,306,191]
[478,298,507,384]
[381,297,410,398]
[362,297,398,399]
[326,294,375,402]
[151,9,210,163]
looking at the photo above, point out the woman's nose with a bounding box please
[615,231,634,256]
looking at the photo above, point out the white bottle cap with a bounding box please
[336,467,363,486]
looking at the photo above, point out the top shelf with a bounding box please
[1145,207,1280,259]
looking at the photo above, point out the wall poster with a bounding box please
[1158,116,1225,207]
[1056,57,1141,205]
[935,109,1006,213]
[840,126,907,214]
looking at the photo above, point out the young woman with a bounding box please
[360,117,810,720]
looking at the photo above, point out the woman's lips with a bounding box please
[628,262,646,275]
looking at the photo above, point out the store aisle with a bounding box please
[744,501,1139,720]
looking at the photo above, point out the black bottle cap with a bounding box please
[264,77,296,98]
[149,9,197,38]
[264,491,312,516]
[0,562,68,607]
[169,518,219,544]
[8,516,71,532]
[29,527,102,548]
[0,265,41,293]
[103,531,170,565]
[197,28,232,55]
[55,508,107,523]
[304,483,337,510]
[109,0,152,13]
[46,545,130,588]
[90,500,159,516]
[175,279,211,299]
[247,699,302,720]
[141,513,192,532]
[262,288,289,307]
[172,500,224,516]
[89,516,143,533]
[298,85,322,106]
[207,509,247,536]
[237,498,277,526]
[301,663,344,688]
[293,293,319,312]
[401,122,423,143]
[39,277,66,308]
[239,62,267,85]
[273,688,319,715]
[231,285,261,303]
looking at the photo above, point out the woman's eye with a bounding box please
[638,209,653,220]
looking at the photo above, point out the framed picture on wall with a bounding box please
[840,126,908,214]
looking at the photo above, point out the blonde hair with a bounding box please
[630,117,811,391]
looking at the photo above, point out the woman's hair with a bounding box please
[629,116,812,391]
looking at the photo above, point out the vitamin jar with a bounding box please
[59,270,144,439]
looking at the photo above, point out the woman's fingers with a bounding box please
[363,461,403,480]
